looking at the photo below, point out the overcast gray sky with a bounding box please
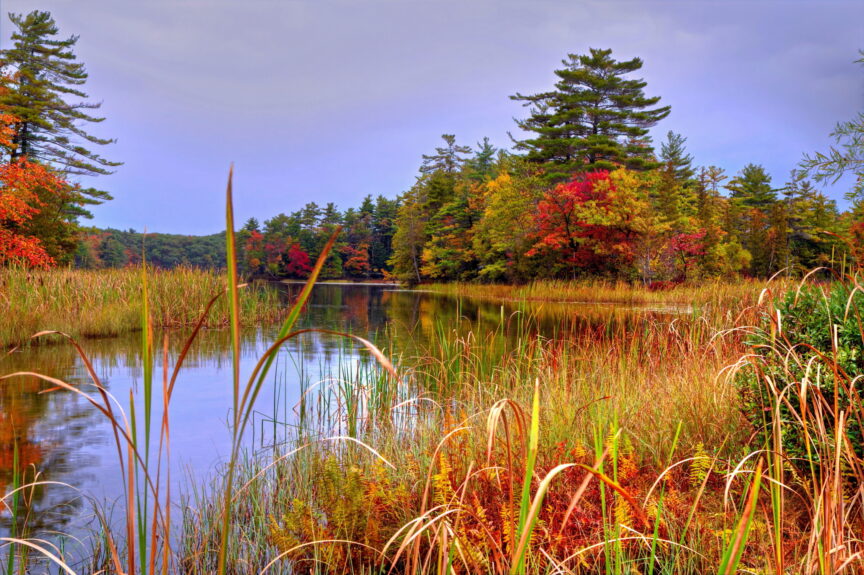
[2,0,863,234]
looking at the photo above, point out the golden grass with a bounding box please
[0,267,285,348]
[424,277,788,307]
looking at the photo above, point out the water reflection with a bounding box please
[0,283,683,539]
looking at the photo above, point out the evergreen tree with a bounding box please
[726,164,777,210]
[726,164,779,276]
[0,11,118,264]
[370,195,398,275]
[358,195,375,218]
[1,11,119,180]
[800,51,864,200]
[511,48,670,181]
[420,134,472,174]
[783,170,841,271]
[659,131,695,183]
[464,137,499,181]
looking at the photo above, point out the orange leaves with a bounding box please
[0,112,16,150]
[0,228,55,268]
[0,158,68,268]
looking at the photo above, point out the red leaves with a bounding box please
[668,231,706,258]
[0,228,55,268]
[0,158,68,268]
[284,243,312,277]
[528,171,636,273]
[342,243,371,276]
[243,230,312,278]
[0,94,71,268]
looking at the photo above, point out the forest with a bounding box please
[66,49,860,284]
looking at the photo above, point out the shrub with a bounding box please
[737,281,864,462]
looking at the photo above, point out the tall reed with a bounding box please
[0,266,285,348]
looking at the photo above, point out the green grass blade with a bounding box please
[235,228,341,445]
[718,460,763,575]
[139,241,153,575]
[512,378,540,575]
[218,165,241,575]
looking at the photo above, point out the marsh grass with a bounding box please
[179,277,863,574]
[425,278,788,308]
[0,266,285,348]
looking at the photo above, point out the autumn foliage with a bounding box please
[242,229,313,278]
[0,109,69,268]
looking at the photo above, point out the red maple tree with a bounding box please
[528,171,643,276]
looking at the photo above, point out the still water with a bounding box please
[0,284,680,544]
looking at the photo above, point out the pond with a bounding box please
[0,283,684,551]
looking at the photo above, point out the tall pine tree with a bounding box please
[1,11,119,263]
[511,48,670,182]
[1,11,119,181]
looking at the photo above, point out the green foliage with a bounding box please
[512,47,670,182]
[737,283,864,461]
[0,10,118,265]
[0,11,118,183]
[75,228,227,269]
[660,131,696,184]
[800,51,864,200]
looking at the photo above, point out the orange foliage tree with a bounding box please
[0,108,68,268]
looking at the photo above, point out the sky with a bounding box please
[1,0,863,235]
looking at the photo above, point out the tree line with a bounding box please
[2,11,862,283]
[72,193,399,280]
[386,48,858,284]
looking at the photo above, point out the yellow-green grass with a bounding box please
[0,267,285,348]
[423,277,789,307]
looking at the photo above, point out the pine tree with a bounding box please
[420,134,472,175]
[783,170,841,271]
[370,195,398,275]
[659,131,695,184]
[726,164,779,276]
[0,11,118,264]
[511,48,670,182]
[800,51,864,200]
[1,11,119,180]
[464,137,499,181]
[726,164,777,210]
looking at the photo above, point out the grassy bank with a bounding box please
[424,278,789,307]
[0,267,285,348]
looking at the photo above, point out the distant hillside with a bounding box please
[75,228,227,269]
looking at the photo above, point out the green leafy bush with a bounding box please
[737,282,864,462]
